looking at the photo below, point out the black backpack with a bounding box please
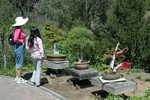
[8,31,21,45]
[8,33,15,45]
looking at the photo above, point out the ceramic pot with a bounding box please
[74,62,90,70]
[102,72,121,80]
[46,54,66,61]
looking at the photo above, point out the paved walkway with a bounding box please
[0,75,67,100]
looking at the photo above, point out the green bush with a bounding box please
[0,67,16,77]
[64,27,95,62]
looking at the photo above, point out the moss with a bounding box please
[46,54,66,57]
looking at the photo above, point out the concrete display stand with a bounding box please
[103,80,137,95]
[67,67,99,80]
[43,60,69,78]
[43,60,69,69]
[67,67,99,89]
[90,76,137,95]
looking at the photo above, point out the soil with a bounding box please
[40,70,150,100]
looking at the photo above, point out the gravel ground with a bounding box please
[39,71,150,100]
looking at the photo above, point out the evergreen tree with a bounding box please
[105,0,150,70]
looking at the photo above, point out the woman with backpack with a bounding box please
[12,16,28,84]
[25,27,45,87]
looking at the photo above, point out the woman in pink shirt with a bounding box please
[12,16,28,84]
[26,27,44,87]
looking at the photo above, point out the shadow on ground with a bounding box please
[23,72,49,86]
[92,90,129,100]
[67,78,93,89]
[23,72,32,80]
[92,90,109,99]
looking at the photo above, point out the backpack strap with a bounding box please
[18,30,22,39]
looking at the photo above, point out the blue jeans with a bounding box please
[14,44,25,69]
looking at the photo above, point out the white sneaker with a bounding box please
[21,78,27,84]
[14,77,18,82]
[16,78,22,84]
[16,78,27,84]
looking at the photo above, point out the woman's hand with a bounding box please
[18,39,24,45]
[42,57,45,63]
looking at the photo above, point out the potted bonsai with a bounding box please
[64,27,95,69]
[102,42,130,80]
[42,21,66,61]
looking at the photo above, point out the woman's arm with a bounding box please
[25,36,29,51]
[38,38,44,57]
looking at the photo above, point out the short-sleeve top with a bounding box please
[14,27,26,44]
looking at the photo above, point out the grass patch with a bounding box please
[144,78,150,82]
[130,79,135,81]
[143,89,150,98]
[0,64,35,77]
[22,64,34,72]
[99,89,150,100]
[120,73,124,77]
[127,68,144,73]
[136,76,142,80]
[0,67,16,77]
[126,72,130,75]
[92,65,103,72]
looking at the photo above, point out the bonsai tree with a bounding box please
[109,42,130,72]
[102,42,131,80]
[42,21,65,54]
[64,27,95,63]
[103,43,130,73]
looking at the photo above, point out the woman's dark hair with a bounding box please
[28,26,41,47]
[31,26,41,38]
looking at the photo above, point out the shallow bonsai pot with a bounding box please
[46,54,66,61]
[102,72,121,80]
[74,61,90,70]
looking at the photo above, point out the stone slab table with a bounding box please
[67,67,99,80]
[66,67,99,89]
[43,60,69,70]
[90,76,137,95]
[43,60,69,78]
[103,80,137,95]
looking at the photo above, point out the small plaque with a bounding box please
[98,76,126,83]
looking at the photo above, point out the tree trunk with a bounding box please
[53,42,59,54]
[1,30,7,68]
[78,51,83,63]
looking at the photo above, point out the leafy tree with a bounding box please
[64,27,95,62]
[42,21,65,54]
[0,0,15,68]
[105,0,150,70]
[33,0,109,30]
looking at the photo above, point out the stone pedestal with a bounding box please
[43,60,69,69]
[90,76,137,95]
[90,76,103,89]
[67,68,99,89]
[103,80,137,95]
[43,60,70,78]
[67,68,99,80]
